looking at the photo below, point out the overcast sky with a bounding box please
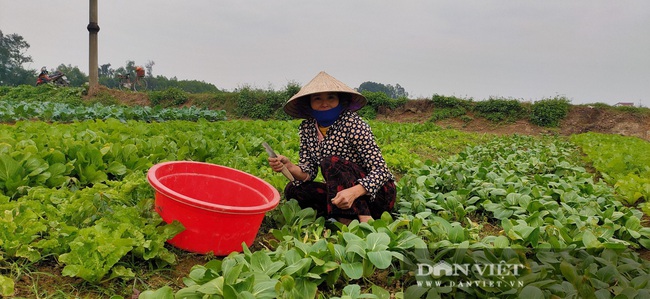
[2,1,649,106]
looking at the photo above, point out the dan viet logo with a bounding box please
[416,261,526,288]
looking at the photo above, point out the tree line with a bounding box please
[0,30,220,93]
[1,30,408,96]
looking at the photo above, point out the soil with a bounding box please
[10,93,650,298]
[89,86,151,106]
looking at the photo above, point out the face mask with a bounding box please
[311,104,343,127]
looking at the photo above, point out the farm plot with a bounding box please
[0,118,649,298]
[139,134,650,298]
[571,132,650,211]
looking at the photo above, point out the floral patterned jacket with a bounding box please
[294,110,395,198]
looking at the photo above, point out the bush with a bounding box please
[430,94,472,109]
[429,107,467,122]
[613,105,650,116]
[284,81,301,100]
[188,92,238,112]
[460,115,473,124]
[149,87,189,107]
[234,83,298,120]
[0,86,11,97]
[357,105,377,120]
[0,84,85,106]
[362,91,408,110]
[529,96,571,127]
[584,103,649,116]
[235,86,271,119]
[392,96,410,109]
[474,97,527,122]
[590,102,612,109]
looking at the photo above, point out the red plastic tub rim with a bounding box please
[147,161,280,214]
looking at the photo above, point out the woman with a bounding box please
[268,71,396,224]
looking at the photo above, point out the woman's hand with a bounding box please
[268,155,310,181]
[331,184,367,210]
[268,155,289,173]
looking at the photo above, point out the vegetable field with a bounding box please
[1,89,649,298]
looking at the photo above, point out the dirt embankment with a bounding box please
[376,100,650,141]
[99,88,650,141]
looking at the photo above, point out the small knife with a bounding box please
[262,142,295,181]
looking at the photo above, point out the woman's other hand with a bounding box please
[331,184,367,209]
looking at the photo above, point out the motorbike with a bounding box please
[36,69,70,87]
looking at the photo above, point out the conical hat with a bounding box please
[283,71,367,119]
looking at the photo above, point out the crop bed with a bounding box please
[0,92,649,297]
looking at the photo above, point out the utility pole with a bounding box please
[88,0,100,95]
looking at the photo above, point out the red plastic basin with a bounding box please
[147,161,280,255]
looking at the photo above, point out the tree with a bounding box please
[56,64,89,87]
[99,63,114,77]
[0,30,35,85]
[118,60,137,75]
[358,81,391,95]
[357,81,408,99]
[145,60,155,78]
[394,83,408,98]
[96,60,219,92]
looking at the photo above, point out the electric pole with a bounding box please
[88,0,100,95]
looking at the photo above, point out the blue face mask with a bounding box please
[311,104,343,127]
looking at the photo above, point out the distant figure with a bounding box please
[268,71,396,224]
[36,67,50,85]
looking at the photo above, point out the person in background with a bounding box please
[36,67,50,85]
[268,71,396,224]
